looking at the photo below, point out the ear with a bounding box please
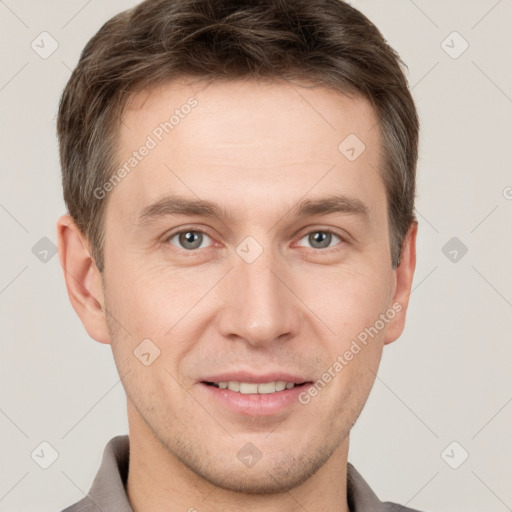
[383,221,418,345]
[56,214,110,344]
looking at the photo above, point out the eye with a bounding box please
[296,230,343,250]
[166,229,213,251]
[165,228,345,254]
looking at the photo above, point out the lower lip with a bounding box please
[199,383,309,416]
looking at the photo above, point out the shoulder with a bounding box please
[60,496,97,512]
[347,463,427,512]
[380,502,425,512]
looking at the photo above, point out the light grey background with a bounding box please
[1,1,511,511]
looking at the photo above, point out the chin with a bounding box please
[168,436,335,495]
[197,459,322,495]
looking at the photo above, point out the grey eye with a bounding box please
[168,230,212,251]
[298,231,341,250]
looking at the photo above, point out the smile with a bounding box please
[204,381,306,394]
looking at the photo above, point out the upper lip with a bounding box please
[200,372,311,384]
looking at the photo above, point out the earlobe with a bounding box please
[383,221,418,345]
[56,214,111,344]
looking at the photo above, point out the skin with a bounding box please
[57,77,417,512]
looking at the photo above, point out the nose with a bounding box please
[216,245,302,348]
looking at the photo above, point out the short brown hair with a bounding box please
[57,0,419,272]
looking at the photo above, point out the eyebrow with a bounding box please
[135,193,370,228]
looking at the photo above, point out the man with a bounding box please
[56,0,421,510]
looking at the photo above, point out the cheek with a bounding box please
[105,262,222,381]
[105,242,393,361]
[107,261,209,332]
[306,264,393,339]
[301,266,390,396]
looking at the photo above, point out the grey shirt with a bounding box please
[61,435,423,512]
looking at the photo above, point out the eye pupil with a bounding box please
[309,231,331,249]
[179,231,202,250]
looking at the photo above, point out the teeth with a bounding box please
[214,381,298,394]
[227,381,240,392]
[240,382,259,394]
[257,382,276,394]
[275,381,287,391]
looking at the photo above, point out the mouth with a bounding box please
[202,380,310,395]
[199,374,313,416]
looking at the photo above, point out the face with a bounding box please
[64,78,415,493]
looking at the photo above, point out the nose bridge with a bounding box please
[217,238,299,346]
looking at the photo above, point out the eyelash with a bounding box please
[164,227,347,254]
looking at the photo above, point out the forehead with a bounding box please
[122,78,379,151]
[108,78,384,228]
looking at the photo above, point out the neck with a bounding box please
[126,402,350,512]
